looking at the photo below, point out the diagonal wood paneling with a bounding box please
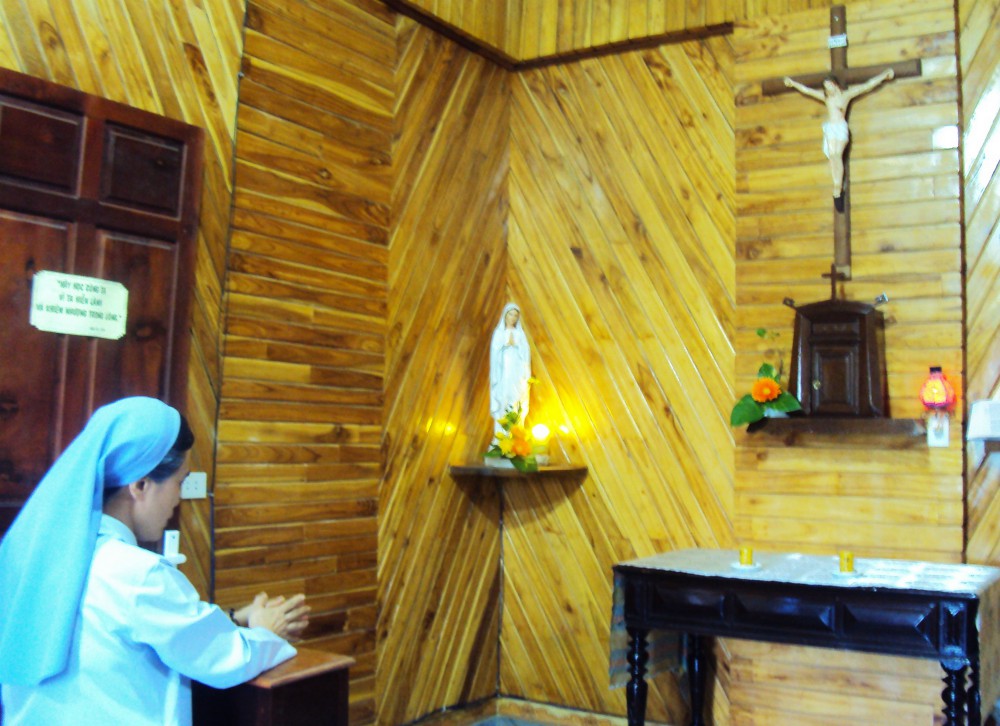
[217,0,395,721]
[379,17,510,726]
[0,0,247,600]
[962,0,1000,565]
[506,36,736,722]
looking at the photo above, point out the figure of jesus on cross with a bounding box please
[783,68,895,199]
[761,4,922,281]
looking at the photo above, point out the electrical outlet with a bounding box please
[181,471,207,499]
[163,529,180,557]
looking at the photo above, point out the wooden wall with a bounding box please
[0,0,246,599]
[393,0,840,62]
[962,0,1000,565]
[2,1,993,725]
[734,0,964,560]
[213,0,395,722]
[505,36,736,722]
[378,17,510,726]
[730,1,964,722]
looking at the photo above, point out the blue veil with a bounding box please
[0,397,180,686]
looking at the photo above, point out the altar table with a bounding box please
[613,549,1000,726]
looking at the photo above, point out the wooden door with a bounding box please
[0,69,204,534]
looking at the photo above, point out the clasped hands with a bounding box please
[231,592,311,641]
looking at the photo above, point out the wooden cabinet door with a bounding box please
[789,299,887,419]
[0,69,203,534]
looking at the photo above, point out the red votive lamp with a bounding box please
[919,367,955,447]
[918,366,955,410]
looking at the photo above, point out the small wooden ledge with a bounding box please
[744,417,926,448]
[250,647,355,689]
[193,646,354,725]
[449,464,588,478]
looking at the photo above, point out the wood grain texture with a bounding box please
[0,0,245,600]
[961,0,1000,567]
[378,18,510,726]
[732,2,964,722]
[506,35,736,722]
[391,0,907,63]
[219,1,394,721]
[3,2,993,725]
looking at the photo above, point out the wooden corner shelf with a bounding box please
[744,417,927,448]
[449,464,588,478]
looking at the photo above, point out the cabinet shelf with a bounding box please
[745,417,927,448]
[449,464,587,478]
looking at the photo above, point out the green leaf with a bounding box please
[769,392,802,413]
[756,328,767,339]
[730,394,765,427]
[484,448,502,458]
[757,362,778,380]
[511,455,538,473]
[502,406,521,428]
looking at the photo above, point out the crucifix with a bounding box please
[762,5,922,283]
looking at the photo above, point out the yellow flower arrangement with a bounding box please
[485,406,538,472]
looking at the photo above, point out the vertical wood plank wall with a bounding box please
[505,39,736,723]
[962,0,1000,565]
[0,0,246,600]
[215,0,395,721]
[378,17,510,726]
[730,1,964,722]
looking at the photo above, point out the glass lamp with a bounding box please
[918,366,955,447]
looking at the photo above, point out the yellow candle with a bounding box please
[739,546,753,566]
[839,550,854,573]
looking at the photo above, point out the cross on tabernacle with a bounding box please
[762,5,922,282]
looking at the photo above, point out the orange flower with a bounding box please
[511,437,532,457]
[751,377,781,403]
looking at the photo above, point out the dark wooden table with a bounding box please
[193,647,355,726]
[614,549,1000,726]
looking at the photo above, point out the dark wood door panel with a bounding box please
[92,231,179,404]
[101,124,185,218]
[0,95,83,194]
[0,211,72,499]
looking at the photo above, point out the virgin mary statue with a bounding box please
[489,302,531,434]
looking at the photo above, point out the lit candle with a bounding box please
[531,423,551,466]
[739,546,753,566]
[839,550,854,573]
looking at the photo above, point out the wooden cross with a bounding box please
[762,5,922,281]
[822,263,847,301]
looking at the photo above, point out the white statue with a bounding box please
[783,68,894,198]
[489,302,531,434]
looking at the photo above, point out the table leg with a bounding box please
[626,627,649,726]
[687,633,707,726]
[941,660,967,726]
[968,658,981,726]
